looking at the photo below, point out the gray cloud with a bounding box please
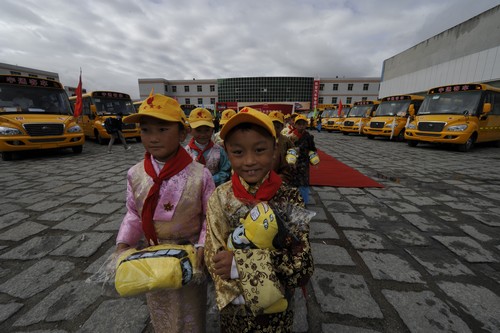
[1,0,498,99]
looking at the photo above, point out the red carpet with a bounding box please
[309,149,384,188]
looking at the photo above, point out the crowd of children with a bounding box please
[115,94,317,333]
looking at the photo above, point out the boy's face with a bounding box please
[191,125,214,145]
[295,120,308,132]
[224,127,276,185]
[140,116,187,162]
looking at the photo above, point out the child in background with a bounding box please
[268,110,294,184]
[185,107,231,186]
[204,107,314,333]
[289,114,317,205]
[213,108,236,146]
[116,94,215,333]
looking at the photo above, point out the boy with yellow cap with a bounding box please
[185,108,231,186]
[204,107,314,332]
[268,110,294,184]
[115,94,215,332]
[288,114,318,205]
[213,108,236,146]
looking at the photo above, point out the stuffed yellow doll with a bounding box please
[226,202,288,314]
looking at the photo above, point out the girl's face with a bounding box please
[140,116,187,162]
[295,120,308,132]
[224,127,276,185]
[191,125,214,145]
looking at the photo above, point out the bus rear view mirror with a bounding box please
[408,104,415,116]
[482,103,492,114]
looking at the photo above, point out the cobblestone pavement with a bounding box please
[0,132,499,333]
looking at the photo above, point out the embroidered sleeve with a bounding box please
[197,167,216,246]
[116,168,144,246]
[213,148,232,186]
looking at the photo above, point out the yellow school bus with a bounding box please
[364,95,424,141]
[340,100,380,135]
[133,100,142,112]
[0,75,84,161]
[323,103,352,132]
[405,83,500,152]
[69,91,140,144]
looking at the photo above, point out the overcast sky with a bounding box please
[1,0,499,99]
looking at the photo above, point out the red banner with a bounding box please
[73,71,83,118]
[338,99,343,116]
[312,79,320,111]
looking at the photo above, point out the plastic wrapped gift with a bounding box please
[309,150,320,165]
[114,244,197,297]
[286,148,298,164]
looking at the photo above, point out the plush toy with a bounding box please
[309,150,320,165]
[226,202,288,314]
[285,148,298,165]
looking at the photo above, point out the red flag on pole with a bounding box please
[73,70,83,118]
[338,99,343,116]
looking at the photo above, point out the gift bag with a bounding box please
[115,244,197,297]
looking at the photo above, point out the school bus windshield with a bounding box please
[348,105,372,117]
[93,97,135,115]
[418,91,481,116]
[377,100,410,116]
[0,84,72,115]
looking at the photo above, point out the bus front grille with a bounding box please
[23,123,64,136]
[418,122,445,132]
[122,123,136,130]
[344,121,354,126]
[370,122,384,128]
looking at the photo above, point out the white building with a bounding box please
[380,5,500,98]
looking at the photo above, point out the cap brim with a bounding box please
[189,120,214,128]
[220,112,275,140]
[271,119,284,124]
[123,112,181,124]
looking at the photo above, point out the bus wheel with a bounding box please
[342,132,349,136]
[72,146,83,154]
[1,152,13,161]
[367,135,374,140]
[458,135,475,152]
[407,140,418,147]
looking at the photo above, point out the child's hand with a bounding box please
[196,246,205,271]
[115,243,130,253]
[213,250,234,280]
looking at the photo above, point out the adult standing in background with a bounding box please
[106,112,131,153]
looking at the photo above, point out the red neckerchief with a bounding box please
[231,171,282,204]
[187,137,214,165]
[142,147,192,245]
[292,128,303,139]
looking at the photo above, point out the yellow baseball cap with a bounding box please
[188,108,214,128]
[294,114,308,124]
[220,107,276,140]
[268,111,284,124]
[123,94,187,127]
[219,109,236,125]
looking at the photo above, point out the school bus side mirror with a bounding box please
[482,103,492,114]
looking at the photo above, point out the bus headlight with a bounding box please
[67,125,82,133]
[0,126,23,135]
[447,124,468,132]
[385,123,396,128]
[406,123,416,129]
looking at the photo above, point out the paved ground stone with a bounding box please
[71,193,109,204]
[0,212,31,231]
[344,231,391,250]
[310,222,339,239]
[52,214,101,232]
[359,206,400,223]
[433,236,498,263]
[13,281,102,326]
[344,194,379,206]
[331,213,373,229]
[0,235,72,260]
[37,208,80,222]
[405,248,474,277]
[462,211,500,227]
[437,282,500,332]
[382,290,472,332]
[459,224,493,242]
[76,298,149,333]
[0,259,74,299]
[0,302,23,323]
[323,323,382,333]
[311,268,383,318]
[402,214,448,232]
[383,226,429,246]
[311,243,355,266]
[51,232,114,257]
[323,200,356,213]
[0,221,47,241]
[359,251,424,283]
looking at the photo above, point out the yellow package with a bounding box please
[115,244,196,297]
